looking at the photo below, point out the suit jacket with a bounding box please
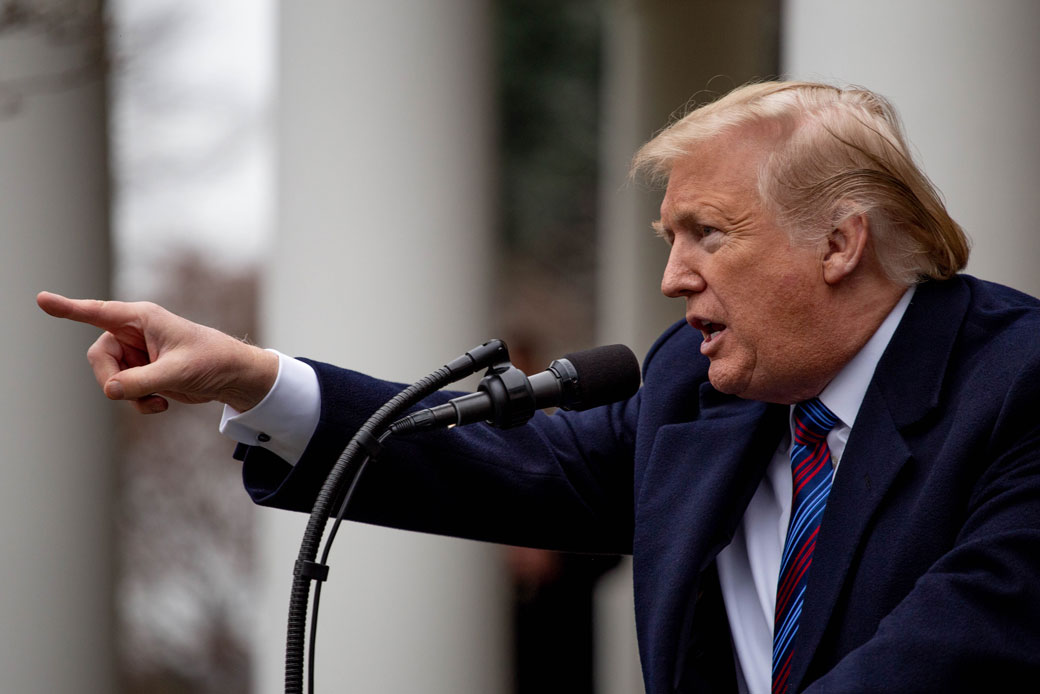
[240,275,1040,692]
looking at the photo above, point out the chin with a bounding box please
[706,365,751,399]
[708,367,800,405]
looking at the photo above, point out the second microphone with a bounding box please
[391,343,640,434]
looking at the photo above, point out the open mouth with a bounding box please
[693,319,726,343]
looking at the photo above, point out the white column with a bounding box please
[255,2,507,693]
[0,6,115,693]
[783,0,1040,297]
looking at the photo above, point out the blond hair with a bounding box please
[631,82,970,284]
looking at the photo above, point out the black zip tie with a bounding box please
[355,428,383,459]
[295,559,329,582]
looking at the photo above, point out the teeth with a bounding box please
[700,321,722,343]
[697,320,723,343]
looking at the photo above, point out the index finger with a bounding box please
[36,291,142,332]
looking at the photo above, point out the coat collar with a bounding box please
[875,278,969,428]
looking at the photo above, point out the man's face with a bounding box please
[656,128,837,404]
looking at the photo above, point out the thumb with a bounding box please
[104,362,170,401]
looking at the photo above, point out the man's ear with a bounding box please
[822,212,870,285]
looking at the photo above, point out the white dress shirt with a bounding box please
[220,288,916,693]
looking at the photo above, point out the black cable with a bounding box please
[307,429,386,694]
[308,454,371,693]
[285,339,510,694]
[285,371,448,693]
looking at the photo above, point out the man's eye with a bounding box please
[698,226,726,252]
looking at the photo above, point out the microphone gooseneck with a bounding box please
[287,338,510,694]
[289,339,640,694]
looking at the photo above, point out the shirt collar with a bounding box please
[817,285,916,430]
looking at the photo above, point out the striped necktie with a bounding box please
[772,398,839,693]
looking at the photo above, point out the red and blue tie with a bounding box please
[772,398,839,693]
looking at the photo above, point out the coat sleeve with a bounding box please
[238,359,641,554]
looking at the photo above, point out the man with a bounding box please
[38,82,1040,692]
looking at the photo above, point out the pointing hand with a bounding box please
[37,291,278,414]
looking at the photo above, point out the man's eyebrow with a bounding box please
[662,209,706,230]
[652,209,702,239]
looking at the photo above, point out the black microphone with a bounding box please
[391,344,640,433]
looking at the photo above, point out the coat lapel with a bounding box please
[649,384,787,691]
[786,279,971,692]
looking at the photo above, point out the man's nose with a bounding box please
[661,245,706,297]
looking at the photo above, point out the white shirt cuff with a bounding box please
[219,350,321,466]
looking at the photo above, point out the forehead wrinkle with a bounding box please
[662,196,748,230]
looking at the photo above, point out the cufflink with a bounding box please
[257,432,271,443]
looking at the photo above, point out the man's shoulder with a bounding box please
[886,275,1040,416]
[955,273,1039,306]
[909,274,1039,334]
[936,275,1040,357]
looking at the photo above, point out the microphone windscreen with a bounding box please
[562,344,641,410]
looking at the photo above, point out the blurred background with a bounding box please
[3,0,1038,692]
